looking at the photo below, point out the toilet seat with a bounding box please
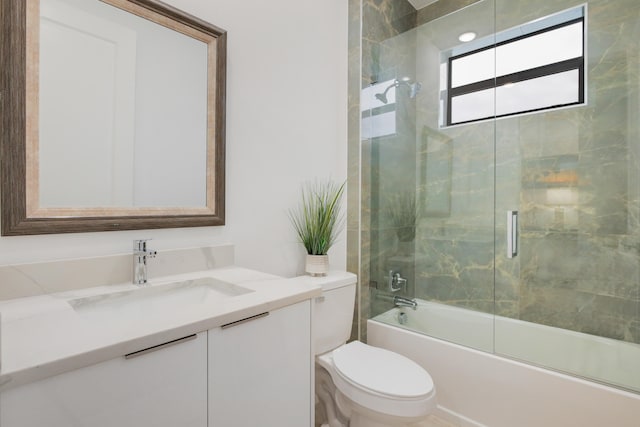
[317,341,436,419]
[333,341,433,398]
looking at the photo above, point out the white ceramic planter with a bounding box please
[305,255,329,277]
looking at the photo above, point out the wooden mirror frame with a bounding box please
[1,0,226,235]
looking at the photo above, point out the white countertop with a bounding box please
[0,266,326,391]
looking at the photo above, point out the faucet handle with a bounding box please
[395,274,407,290]
[387,270,408,292]
[134,239,152,252]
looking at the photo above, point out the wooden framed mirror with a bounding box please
[1,0,226,235]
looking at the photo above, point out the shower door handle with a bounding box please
[507,210,518,258]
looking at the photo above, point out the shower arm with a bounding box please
[374,79,421,104]
[380,79,402,95]
[380,79,409,96]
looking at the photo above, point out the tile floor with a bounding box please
[419,414,459,427]
[316,399,460,426]
[315,413,459,427]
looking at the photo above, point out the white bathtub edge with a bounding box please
[368,319,640,427]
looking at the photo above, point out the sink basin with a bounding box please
[68,277,253,319]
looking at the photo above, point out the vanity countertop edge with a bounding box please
[0,266,329,392]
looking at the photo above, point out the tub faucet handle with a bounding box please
[388,270,407,292]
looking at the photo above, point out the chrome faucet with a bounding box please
[387,270,408,292]
[133,239,157,285]
[393,295,417,310]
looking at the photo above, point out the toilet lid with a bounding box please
[332,341,433,399]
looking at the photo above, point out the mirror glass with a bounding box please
[0,0,226,235]
[38,0,208,208]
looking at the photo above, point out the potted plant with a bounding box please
[289,180,345,276]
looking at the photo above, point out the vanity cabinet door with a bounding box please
[0,331,207,427]
[208,300,312,427]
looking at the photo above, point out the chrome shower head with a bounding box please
[374,79,421,104]
[375,92,389,104]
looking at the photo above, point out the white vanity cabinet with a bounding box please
[0,300,314,427]
[0,331,208,427]
[208,300,312,427]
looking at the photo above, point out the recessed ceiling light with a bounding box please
[458,32,477,42]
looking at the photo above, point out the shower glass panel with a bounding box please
[363,0,640,393]
[494,0,640,392]
[364,0,496,352]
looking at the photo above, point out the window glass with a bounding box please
[451,49,495,88]
[495,69,580,116]
[450,88,495,124]
[495,22,583,77]
[444,6,585,126]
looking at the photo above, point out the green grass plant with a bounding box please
[289,180,345,255]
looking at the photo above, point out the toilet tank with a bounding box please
[306,272,357,355]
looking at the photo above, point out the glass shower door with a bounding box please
[365,0,497,352]
[493,0,640,392]
[362,0,640,394]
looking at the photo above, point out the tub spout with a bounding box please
[393,296,417,310]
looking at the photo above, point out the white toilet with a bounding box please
[311,272,436,427]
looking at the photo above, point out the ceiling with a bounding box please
[407,0,439,10]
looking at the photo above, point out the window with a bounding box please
[443,6,585,126]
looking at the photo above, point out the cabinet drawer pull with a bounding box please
[221,312,269,329]
[125,334,197,359]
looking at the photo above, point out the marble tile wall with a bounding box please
[415,0,481,27]
[353,0,640,346]
[347,0,363,342]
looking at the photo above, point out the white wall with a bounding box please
[0,0,348,278]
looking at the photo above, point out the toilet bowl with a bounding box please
[317,341,436,427]
[306,272,436,427]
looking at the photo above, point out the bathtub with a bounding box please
[369,300,640,427]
